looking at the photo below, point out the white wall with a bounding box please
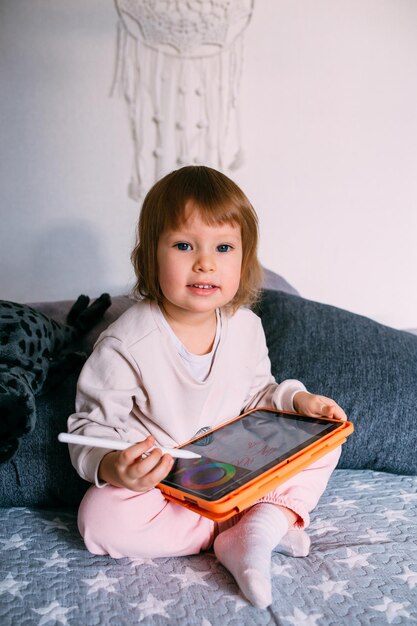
[1,0,416,329]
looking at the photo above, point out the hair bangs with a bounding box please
[158,174,246,234]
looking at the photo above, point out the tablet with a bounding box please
[158,408,354,522]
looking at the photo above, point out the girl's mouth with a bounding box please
[190,283,217,289]
[187,283,219,294]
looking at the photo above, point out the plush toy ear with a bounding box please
[67,293,111,333]
[65,294,90,324]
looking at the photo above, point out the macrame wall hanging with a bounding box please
[111,0,255,201]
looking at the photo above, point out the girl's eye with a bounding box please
[217,244,232,253]
[175,242,192,251]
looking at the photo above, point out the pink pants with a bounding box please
[78,448,341,559]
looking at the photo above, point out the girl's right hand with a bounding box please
[98,435,175,492]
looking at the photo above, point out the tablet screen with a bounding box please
[161,410,340,501]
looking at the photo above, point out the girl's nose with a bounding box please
[193,252,215,273]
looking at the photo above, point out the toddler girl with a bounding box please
[68,165,346,609]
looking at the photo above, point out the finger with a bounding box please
[132,454,175,489]
[331,405,348,421]
[120,435,156,465]
[321,402,348,421]
[149,453,175,482]
[127,447,164,479]
[321,403,335,416]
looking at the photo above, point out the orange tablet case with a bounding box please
[158,408,354,522]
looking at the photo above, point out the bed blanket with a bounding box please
[1,468,416,625]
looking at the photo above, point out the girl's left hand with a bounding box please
[293,391,348,421]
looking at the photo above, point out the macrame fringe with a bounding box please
[111,12,249,201]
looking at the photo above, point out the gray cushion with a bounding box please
[256,289,417,475]
[262,267,299,296]
[0,373,89,507]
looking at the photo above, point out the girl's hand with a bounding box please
[98,435,175,492]
[293,391,348,422]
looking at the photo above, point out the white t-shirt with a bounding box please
[155,306,221,382]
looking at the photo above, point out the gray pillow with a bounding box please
[262,267,299,296]
[0,373,89,507]
[255,289,417,475]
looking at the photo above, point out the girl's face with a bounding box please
[157,203,243,321]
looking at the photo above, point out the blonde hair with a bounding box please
[131,165,263,312]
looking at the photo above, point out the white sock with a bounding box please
[275,529,310,557]
[213,503,289,609]
[217,514,310,557]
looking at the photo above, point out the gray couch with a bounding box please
[1,278,417,625]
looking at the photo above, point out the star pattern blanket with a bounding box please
[1,469,416,625]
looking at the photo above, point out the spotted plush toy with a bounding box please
[0,294,111,462]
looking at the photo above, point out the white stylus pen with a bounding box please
[57,432,201,459]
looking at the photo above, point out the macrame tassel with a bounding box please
[126,37,145,201]
[194,58,209,165]
[111,22,147,201]
[109,19,125,99]
[175,59,192,167]
[228,37,245,170]
[148,48,164,181]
